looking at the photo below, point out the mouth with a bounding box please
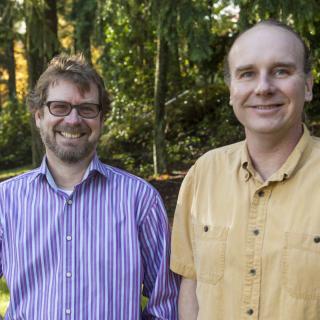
[58,131,86,139]
[251,103,284,110]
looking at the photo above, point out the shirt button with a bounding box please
[249,268,256,275]
[66,272,72,278]
[66,235,72,241]
[314,236,320,243]
[247,308,254,315]
[258,190,264,197]
[253,229,260,236]
[67,199,73,205]
[204,225,209,232]
[66,309,71,315]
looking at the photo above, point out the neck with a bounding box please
[46,152,94,189]
[245,125,303,181]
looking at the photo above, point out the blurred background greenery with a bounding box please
[0,279,9,317]
[2,0,320,316]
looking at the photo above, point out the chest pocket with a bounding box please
[193,224,229,285]
[282,231,320,300]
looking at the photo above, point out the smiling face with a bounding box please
[35,78,103,164]
[228,25,313,140]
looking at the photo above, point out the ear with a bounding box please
[305,74,313,102]
[34,109,43,128]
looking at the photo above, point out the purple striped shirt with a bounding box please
[0,155,179,319]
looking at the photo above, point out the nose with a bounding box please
[254,74,275,96]
[63,108,82,125]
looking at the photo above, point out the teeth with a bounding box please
[60,132,81,139]
[256,105,279,109]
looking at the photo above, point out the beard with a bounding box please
[39,125,99,163]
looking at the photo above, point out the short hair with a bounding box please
[27,53,111,117]
[223,19,312,83]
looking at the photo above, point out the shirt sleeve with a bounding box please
[139,193,180,320]
[170,166,196,279]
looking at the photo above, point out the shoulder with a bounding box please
[97,162,160,198]
[194,140,244,171]
[0,168,40,191]
[178,141,244,193]
[97,162,166,224]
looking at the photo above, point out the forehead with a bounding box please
[47,78,98,100]
[228,25,304,73]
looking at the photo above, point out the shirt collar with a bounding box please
[241,124,311,183]
[29,153,108,184]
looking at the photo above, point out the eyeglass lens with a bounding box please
[47,101,100,118]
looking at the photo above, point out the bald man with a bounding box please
[171,20,319,320]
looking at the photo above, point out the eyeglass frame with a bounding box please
[45,100,101,119]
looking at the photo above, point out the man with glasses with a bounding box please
[0,54,179,319]
[171,20,319,319]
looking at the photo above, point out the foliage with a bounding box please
[1,0,320,175]
[0,101,32,169]
[165,84,244,165]
[0,279,9,317]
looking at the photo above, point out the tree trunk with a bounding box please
[44,0,59,59]
[25,0,59,167]
[6,17,16,101]
[153,29,169,175]
[73,0,97,64]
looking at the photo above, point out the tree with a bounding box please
[0,0,18,101]
[25,0,59,167]
[153,23,169,174]
[72,0,97,63]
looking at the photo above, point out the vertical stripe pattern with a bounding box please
[0,155,179,319]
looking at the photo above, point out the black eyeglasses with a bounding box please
[46,101,101,119]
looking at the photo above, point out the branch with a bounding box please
[165,90,190,106]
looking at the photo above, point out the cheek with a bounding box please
[230,83,252,104]
[286,81,307,106]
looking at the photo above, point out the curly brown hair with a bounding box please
[27,53,111,117]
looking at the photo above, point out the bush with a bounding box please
[98,84,245,175]
[0,100,32,169]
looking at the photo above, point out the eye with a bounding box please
[50,102,69,114]
[78,104,99,117]
[239,71,255,79]
[274,68,290,77]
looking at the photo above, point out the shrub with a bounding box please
[0,100,32,169]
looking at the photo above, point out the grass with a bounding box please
[0,279,9,317]
[0,165,32,181]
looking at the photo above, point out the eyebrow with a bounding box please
[234,62,297,74]
[234,64,254,74]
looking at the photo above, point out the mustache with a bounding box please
[54,125,89,134]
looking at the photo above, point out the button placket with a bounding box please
[65,197,73,318]
[242,187,270,320]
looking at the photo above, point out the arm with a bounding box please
[140,194,180,319]
[0,187,4,278]
[179,278,198,320]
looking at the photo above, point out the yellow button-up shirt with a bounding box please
[171,127,320,320]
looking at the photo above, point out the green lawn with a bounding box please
[0,279,9,317]
[0,165,32,182]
